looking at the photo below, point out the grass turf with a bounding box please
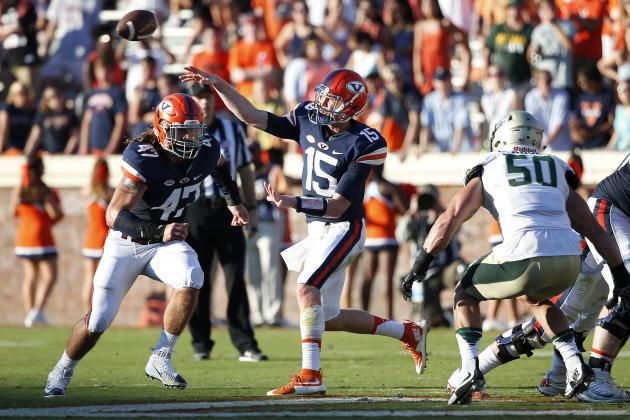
[1,326,629,417]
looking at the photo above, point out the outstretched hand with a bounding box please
[228,203,249,226]
[179,65,220,86]
[264,182,296,209]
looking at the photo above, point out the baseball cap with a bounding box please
[189,82,213,98]
[433,67,450,81]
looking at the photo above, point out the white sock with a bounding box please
[56,351,78,371]
[155,330,179,352]
[552,329,581,372]
[371,316,404,339]
[477,346,502,374]
[300,305,324,372]
[455,327,482,371]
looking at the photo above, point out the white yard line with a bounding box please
[1,397,629,418]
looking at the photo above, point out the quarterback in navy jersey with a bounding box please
[180,66,428,396]
[44,93,248,397]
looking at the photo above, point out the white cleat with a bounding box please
[578,369,630,402]
[538,369,566,396]
[145,347,187,389]
[43,367,73,397]
[565,360,594,398]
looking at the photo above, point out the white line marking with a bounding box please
[2,397,629,417]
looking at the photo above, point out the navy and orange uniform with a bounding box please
[82,197,109,259]
[593,153,630,218]
[119,140,221,223]
[265,101,388,221]
[15,190,60,259]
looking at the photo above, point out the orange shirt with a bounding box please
[83,198,109,253]
[15,203,56,253]
[556,0,607,60]
[228,39,279,98]
[192,50,230,110]
[364,182,398,243]
[251,0,289,41]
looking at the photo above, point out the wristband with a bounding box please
[611,263,630,288]
[113,209,165,244]
[295,196,328,216]
[411,248,435,275]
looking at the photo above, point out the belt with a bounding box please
[120,233,150,245]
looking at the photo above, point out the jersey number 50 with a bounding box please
[506,154,557,187]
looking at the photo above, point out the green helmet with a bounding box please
[490,111,544,153]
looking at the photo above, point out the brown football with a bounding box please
[116,10,158,41]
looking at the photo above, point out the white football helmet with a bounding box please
[490,111,544,153]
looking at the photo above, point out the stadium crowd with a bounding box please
[3,0,630,330]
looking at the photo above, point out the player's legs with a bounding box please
[34,257,58,321]
[143,240,204,388]
[45,235,144,397]
[360,249,378,312]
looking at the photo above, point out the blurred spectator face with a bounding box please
[506,5,522,24]
[421,0,440,19]
[7,82,32,109]
[326,0,344,19]
[241,17,258,42]
[538,0,557,23]
[94,62,111,85]
[383,65,402,92]
[157,74,179,97]
[291,1,309,24]
[618,82,630,105]
[141,59,157,81]
[577,72,598,93]
[534,70,553,96]
[41,87,64,112]
[202,27,221,50]
[486,65,505,91]
[305,38,323,62]
[194,91,215,120]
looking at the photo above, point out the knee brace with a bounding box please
[300,305,324,339]
[495,320,547,363]
[596,304,630,346]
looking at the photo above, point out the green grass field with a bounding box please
[1,326,629,418]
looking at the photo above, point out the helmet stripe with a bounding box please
[182,94,195,117]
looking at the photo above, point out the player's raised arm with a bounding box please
[180,66,267,129]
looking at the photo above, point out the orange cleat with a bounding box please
[266,369,326,396]
[401,319,428,374]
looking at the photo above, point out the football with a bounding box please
[116,9,158,41]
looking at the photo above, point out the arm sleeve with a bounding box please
[565,169,579,190]
[211,161,242,206]
[264,112,300,141]
[464,164,483,185]
[335,161,373,201]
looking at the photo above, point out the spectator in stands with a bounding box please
[273,0,341,68]
[484,0,534,103]
[0,0,40,92]
[555,0,606,70]
[382,0,415,86]
[528,0,576,89]
[247,140,288,326]
[345,30,384,79]
[81,158,113,311]
[419,67,472,153]
[190,25,229,86]
[283,34,335,111]
[413,0,469,95]
[84,30,126,90]
[525,68,572,151]
[24,84,78,155]
[361,164,408,320]
[598,27,630,82]
[250,79,284,150]
[0,81,35,155]
[354,0,387,45]
[473,0,538,38]
[322,0,353,65]
[79,58,127,155]
[156,73,183,98]
[227,13,279,99]
[128,56,161,137]
[607,78,630,151]
[12,156,63,327]
[252,0,292,42]
[123,38,175,103]
[182,0,213,56]
[370,63,421,155]
[570,64,615,149]
[39,0,102,91]
[480,64,517,142]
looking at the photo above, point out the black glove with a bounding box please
[400,248,435,301]
[606,264,630,309]
[401,270,426,301]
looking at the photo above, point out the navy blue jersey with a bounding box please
[121,139,221,223]
[594,153,630,216]
[265,101,388,222]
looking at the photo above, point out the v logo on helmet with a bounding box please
[346,81,365,94]
[160,101,173,112]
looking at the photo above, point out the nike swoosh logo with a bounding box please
[193,174,204,181]
[332,151,343,155]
